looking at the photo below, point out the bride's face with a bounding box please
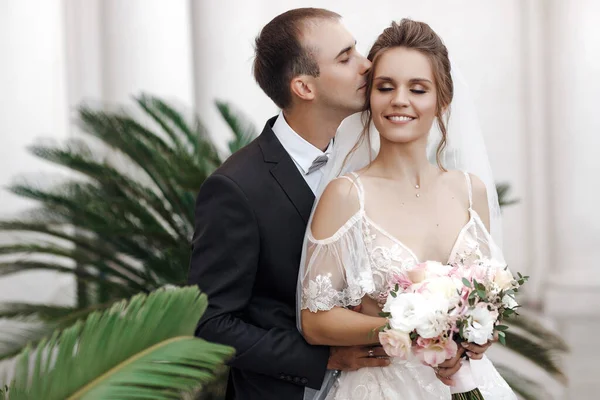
[369,47,437,145]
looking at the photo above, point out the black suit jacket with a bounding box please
[188,117,330,399]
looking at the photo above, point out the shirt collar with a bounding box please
[272,111,333,175]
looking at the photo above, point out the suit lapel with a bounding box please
[258,117,315,224]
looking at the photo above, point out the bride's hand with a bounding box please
[435,346,466,386]
[461,332,498,360]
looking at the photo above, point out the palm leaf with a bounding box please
[3,287,234,399]
[506,316,568,352]
[215,101,258,154]
[503,330,567,384]
[0,303,115,362]
[496,183,519,208]
[0,320,57,363]
[495,364,557,400]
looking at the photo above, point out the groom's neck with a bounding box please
[282,107,344,152]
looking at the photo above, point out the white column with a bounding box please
[543,0,600,397]
[519,0,552,304]
[64,0,104,109]
[0,0,73,305]
[100,0,195,106]
[545,0,600,290]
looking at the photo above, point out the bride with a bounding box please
[298,19,517,399]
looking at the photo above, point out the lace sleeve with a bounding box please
[300,212,375,313]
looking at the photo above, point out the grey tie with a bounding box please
[307,154,329,174]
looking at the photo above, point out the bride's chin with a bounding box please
[379,132,422,145]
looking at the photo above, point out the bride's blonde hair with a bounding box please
[345,19,453,171]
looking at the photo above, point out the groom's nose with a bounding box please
[359,56,372,75]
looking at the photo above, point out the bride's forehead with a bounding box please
[375,48,433,78]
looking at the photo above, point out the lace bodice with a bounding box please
[301,171,501,313]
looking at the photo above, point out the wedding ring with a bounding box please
[368,349,375,358]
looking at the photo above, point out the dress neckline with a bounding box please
[363,208,479,265]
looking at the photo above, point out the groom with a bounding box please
[187,9,382,399]
[188,8,465,400]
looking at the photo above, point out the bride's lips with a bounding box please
[384,114,416,125]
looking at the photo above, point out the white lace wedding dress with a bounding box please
[300,172,517,400]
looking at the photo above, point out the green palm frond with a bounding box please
[502,330,567,384]
[0,303,117,361]
[2,287,234,400]
[496,183,519,208]
[0,320,58,362]
[0,304,77,321]
[216,100,258,154]
[0,95,251,308]
[494,365,553,400]
[506,315,568,352]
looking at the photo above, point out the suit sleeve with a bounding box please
[188,173,330,389]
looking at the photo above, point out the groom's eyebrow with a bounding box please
[334,40,357,59]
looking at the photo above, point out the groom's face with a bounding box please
[302,20,371,115]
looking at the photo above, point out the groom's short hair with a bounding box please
[253,8,341,109]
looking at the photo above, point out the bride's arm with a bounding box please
[301,178,387,346]
[469,173,491,232]
[301,308,386,346]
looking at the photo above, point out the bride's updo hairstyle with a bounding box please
[353,19,453,170]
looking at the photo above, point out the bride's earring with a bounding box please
[415,184,421,198]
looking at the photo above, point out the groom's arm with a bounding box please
[188,173,330,389]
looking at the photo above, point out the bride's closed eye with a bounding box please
[375,87,427,94]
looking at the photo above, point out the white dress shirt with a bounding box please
[272,112,333,194]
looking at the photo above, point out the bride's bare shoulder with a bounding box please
[311,176,361,240]
[442,169,490,227]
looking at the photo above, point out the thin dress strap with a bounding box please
[463,171,473,210]
[337,172,365,211]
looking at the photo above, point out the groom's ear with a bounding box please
[290,76,316,102]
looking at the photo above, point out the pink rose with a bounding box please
[379,329,412,359]
[390,272,413,291]
[414,337,458,367]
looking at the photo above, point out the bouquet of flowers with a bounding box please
[378,258,528,399]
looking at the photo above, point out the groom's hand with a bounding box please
[327,346,390,371]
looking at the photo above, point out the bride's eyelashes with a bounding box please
[375,86,428,94]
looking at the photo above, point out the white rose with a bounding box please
[494,267,514,291]
[415,295,451,339]
[388,293,428,333]
[425,276,461,306]
[464,304,498,345]
[502,293,519,310]
[379,329,412,359]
